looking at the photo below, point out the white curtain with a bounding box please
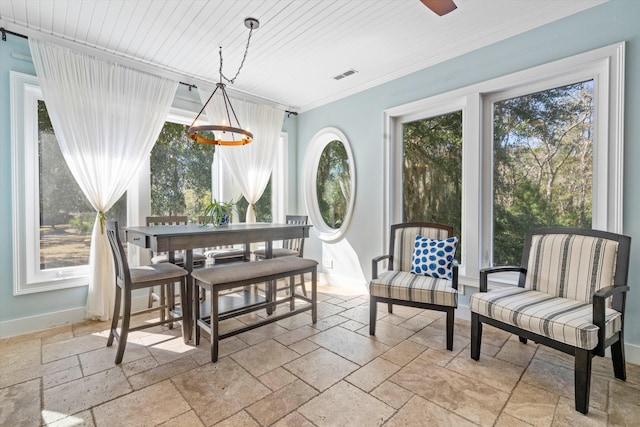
[29,39,178,320]
[198,89,284,222]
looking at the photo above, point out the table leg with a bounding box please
[184,249,194,343]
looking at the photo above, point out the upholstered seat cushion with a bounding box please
[470,287,622,350]
[370,271,457,307]
[204,247,246,260]
[130,263,188,284]
[253,248,300,258]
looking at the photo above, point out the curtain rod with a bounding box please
[179,81,298,117]
[1,27,28,41]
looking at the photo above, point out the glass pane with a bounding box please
[236,177,272,222]
[493,80,594,265]
[150,122,215,222]
[316,140,350,229]
[402,111,462,254]
[38,101,126,269]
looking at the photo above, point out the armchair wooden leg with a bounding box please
[388,302,393,314]
[446,308,454,351]
[611,336,627,381]
[471,312,482,360]
[575,348,592,414]
[519,337,528,344]
[370,296,377,335]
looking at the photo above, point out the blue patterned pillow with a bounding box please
[410,235,458,279]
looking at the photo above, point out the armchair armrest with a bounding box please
[372,255,392,280]
[451,259,459,290]
[479,266,527,292]
[593,284,629,356]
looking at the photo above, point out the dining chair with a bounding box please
[253,214,309,296]
[105,221,188,364]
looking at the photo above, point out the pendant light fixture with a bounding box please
[188,17,259,146]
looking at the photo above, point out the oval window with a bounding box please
[303,127,356,242]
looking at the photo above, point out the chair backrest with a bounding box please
[519,228,631,306]
[146,215,188,226]
[389,222,453,272]
[283,215,308,255]
[106,220,131,288]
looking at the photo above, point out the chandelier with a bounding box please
[188,17,259,146]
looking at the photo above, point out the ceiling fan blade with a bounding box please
[420,0,457,16]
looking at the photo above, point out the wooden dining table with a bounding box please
[124,222,312,342]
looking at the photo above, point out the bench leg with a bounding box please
[211,288,219,362]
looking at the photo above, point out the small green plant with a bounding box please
[201,199,235,227]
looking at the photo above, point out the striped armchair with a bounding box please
[369,222,458,350]
[470,228,631,414]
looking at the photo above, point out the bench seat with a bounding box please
[191,257,318,362]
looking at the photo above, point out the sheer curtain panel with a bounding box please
[198,89,284,222]
[29,39,178,320]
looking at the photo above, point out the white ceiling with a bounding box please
[0,0,607,112]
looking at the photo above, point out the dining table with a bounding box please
[124,222,312,342]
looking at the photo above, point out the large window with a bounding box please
[402,111,462,256]
[385,43,624,286]
[492,81,593,265]
[11,72,125,294]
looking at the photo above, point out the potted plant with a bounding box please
[201,199,235,227]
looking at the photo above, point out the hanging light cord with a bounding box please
[219,21,256,85]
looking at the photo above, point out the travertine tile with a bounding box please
[0,338,41,372]
[157,410,205,427]
[172,357,270,425]
[79,340,151,376]
[275,312,314,331]
[495,335,538,367]
[385,395,477,427]
[236,322,289,346]
[231,339,299,377]
[93,380,191,426]
[43,367,132,423]
[43,364,84,389]
[0,378,41,427]
[271,411,315,427]
[503,382,559,426]
[357,319,415,347]
[214,410,259,426]
[287,338,319,355]
[121,355,160,377]
[259,367,298,391]
[448,351,524,393]
[391,356,509,425]
[46,410,95,427]
[340,319,366,331]
[408,324,470,352]
[299,381,395,426]
[284,347,358,391]
[380,339,427,367]
[551,396,607,426]
[128,356,198,390]
[370,380,414,409]
[345,357,401,392]
[495,412,536,427]
[311,314,349,331]
[274,325,318,346]
[608,380,640,426]
[309,326,389,365]
[246,380,317,425]
[42,333,108,363]
[339,305,374,323]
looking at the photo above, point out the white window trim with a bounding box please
[11,71,90,294]
[384,42,624,288]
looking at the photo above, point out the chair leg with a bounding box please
[519,336,528,344]
[167,283,175,329]
[611,337,627,381]
[147,287,154,308]
[446,308,454,351]
[388,302,393,314]
[159,284,166,323]
[471,312,482,360]
[107,285,122,347]
[115,289,132,365]
[575,348,592,414]
[369,296,377,335]
[299,273,307,297]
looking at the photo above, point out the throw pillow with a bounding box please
[410,235,458,279]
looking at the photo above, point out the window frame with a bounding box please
[384,42,624,288]
[11,71,90,294]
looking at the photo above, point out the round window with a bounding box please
[303,127,356,242]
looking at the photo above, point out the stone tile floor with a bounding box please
[1,284,639,426]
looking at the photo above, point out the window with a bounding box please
[491,81,594,265]
[11,72,125,294]
[385,42,624,286]
[402,111,462,256]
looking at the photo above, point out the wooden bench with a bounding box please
[191,256,318,362]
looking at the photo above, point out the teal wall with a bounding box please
[296,0,640,348]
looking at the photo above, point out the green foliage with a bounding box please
[69,212,95,233]
[201,199,236,226]
[150,122,215,221]
[402,111,463,257]
[236,177,272,222]
[492,81,593,265]
[316,140,350,229]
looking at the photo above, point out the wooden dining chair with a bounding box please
[105,221,188,364]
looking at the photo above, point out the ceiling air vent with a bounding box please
[333,69,358,80]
